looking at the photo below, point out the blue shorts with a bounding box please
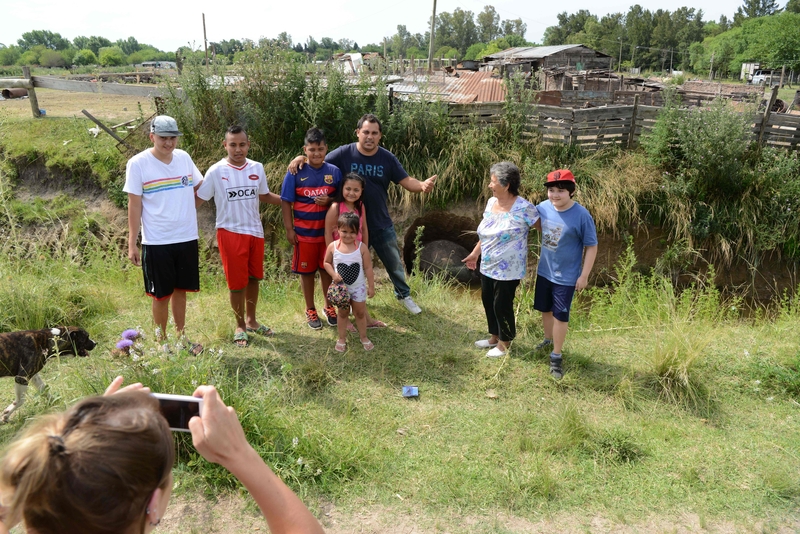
[533,275,576,323]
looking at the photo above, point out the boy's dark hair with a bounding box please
[304,127,326,145]
[226,125,248,139]
[356,114,382,133]
[545,181,576,197]
[333,173,365,214]
[489,162,521,196]
[337,211,361,234]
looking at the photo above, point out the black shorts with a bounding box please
[533,275,576,323]
[142,240,200,300]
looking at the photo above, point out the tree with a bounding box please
[74,36,113,56]
[501,18,527,39]
[338,38,354,51]
[391,25,413,57]
[73,49,98,66]
[450,8,478,55]
[505,34,528,47]
[116,36,140,56]
[477,5,501,43]
[16,46,45,65]
[464,42,486,60]
[786,0,800,13]
[734,0,782,24]
[0,45,21,66]
[39,49,66,67]
[17,30,71,51]
[99,46,126,66]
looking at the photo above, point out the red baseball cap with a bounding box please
[544,169,576,186]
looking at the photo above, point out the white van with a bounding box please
[750,69,774,85]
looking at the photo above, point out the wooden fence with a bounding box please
[449,92,800,152]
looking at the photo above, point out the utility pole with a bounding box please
[427,0,437,74]
[669,48,673,75]
[618,37,623,73]
[709,52,714,80]
[202,13,209,69]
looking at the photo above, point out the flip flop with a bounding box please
[346,323,357,334]
[188,342,204,356]
[335,341,347,353]
[367,320,387,329]
[361,339,374,351]
[247,324,274,337]
[233,331,249,348]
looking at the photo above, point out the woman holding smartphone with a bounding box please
[0,378,323,534]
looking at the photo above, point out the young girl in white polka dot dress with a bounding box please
[323,212,375,353]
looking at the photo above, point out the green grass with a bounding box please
[0,214,798,531]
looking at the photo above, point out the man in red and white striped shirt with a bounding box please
[196,126,281,347]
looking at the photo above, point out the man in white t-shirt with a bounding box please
[195,126,281,347]
[124,115,204,354]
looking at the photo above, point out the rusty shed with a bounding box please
[483,45,613,90]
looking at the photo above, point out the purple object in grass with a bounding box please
[121,329,139,340]
[116,339,134,350]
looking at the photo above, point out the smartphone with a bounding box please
[152,393,202,432]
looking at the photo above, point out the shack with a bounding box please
[483,45,613,90]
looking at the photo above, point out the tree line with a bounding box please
[541,0,800,73]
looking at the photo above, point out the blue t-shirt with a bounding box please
[536,200,598,286]
[326,144,408,231]
[280,162,341,242]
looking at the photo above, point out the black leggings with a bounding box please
[481,274,520,343]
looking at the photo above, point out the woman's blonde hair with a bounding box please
[0,391,174,534]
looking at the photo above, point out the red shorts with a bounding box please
[291,240,326,275]
[217,228,264,291]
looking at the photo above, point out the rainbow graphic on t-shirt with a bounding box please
[142,175,193,194]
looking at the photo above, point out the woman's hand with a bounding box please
[189,386,251,471]
[462,252,479,271]
[104,376,150,396]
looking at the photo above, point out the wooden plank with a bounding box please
[573,107,633,121]
[767,114,800,127]
[22,67,41,119]
[31,76,179,98]
[0,78,33,89]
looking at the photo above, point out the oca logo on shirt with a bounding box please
[227,186,257,201]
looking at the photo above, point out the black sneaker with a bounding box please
[323,305,338,327]
[306,308,323,330]
[550,354,563,380]
[535,339,554,352]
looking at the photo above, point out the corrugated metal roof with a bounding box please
[388,71,506,103]
[485,44,610,61]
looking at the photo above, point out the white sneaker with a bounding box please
[486,347,508,358]
[474,339,498,349]
[402,296,422,314]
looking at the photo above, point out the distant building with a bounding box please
[139,61,177,69]
[483,45,613,90]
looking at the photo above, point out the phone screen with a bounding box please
[157,397,200,432]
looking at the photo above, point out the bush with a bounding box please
[99,46,126,67]
[73,49,98,66]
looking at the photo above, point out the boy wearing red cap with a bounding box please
[533,169,598,379]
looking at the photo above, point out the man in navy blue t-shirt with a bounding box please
[290,114,437,314]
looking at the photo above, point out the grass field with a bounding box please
[1,88,800,533]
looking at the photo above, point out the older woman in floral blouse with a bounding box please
[462,162,539,357]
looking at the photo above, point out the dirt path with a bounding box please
[160,494,800,533]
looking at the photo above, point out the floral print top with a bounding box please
[478,196,540,281]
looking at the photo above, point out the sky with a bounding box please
[1,0,747,52]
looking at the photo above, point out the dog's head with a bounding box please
[50,327,97,357]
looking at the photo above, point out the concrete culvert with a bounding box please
[403,211,480,284]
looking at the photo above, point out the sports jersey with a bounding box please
[123,148,200,245]
[196,158,269,237]
[280,162,341,243]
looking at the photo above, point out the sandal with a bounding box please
[346,323,357,334]
[361,339,374,351]
[367,320,387,329]
[188,342,204,356]
[335,341,347,353]
[247,324,274,337]
[233,331,249,348]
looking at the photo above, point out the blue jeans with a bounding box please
[369,225,410,299]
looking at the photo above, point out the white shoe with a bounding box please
[486,347,508,358]
[402,296,422,314]
[474,339,498,349]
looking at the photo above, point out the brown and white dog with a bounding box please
[0,327,96,422]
